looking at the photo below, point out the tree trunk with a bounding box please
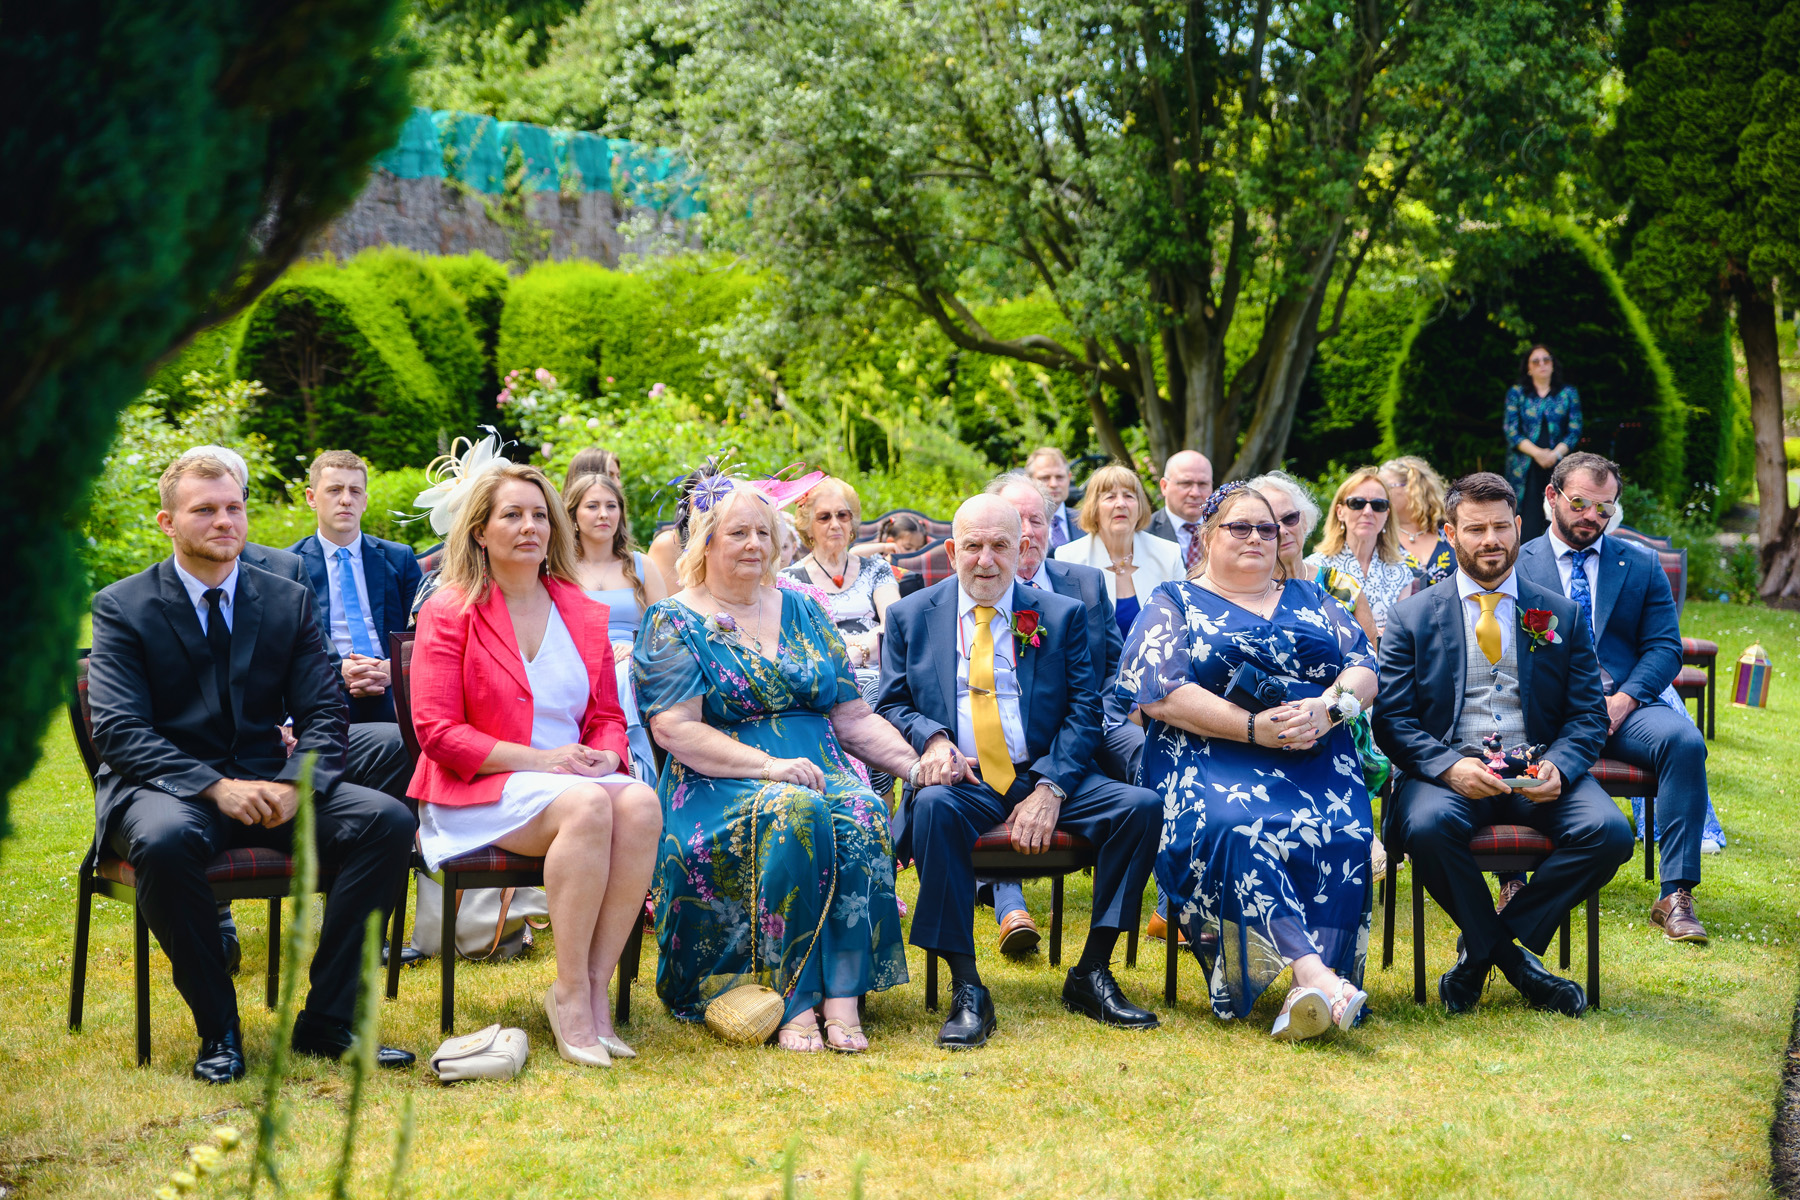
[1735,286,1800,605]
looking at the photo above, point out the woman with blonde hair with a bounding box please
[566,471,668,782]
[1303,467,1417,639]
[1054,461,1183,639]
[1378,455,1455,585]
[636,475,921,1053]
[410,458,662,1068]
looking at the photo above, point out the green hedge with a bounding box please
[145,311,252,411]
[1288,285,1416,478]
[1381,218,1687,504]
[343,247,487,430]
[494,257,756,402]
[237,265,461,470]
[432,250,511,391]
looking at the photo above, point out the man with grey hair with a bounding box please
[1025,447,1075,549]
[879,494,1162,1048]
[1148,450,1215,572]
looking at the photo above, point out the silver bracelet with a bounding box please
[908,760,923,789]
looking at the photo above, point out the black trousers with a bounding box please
[1397,772,1633,963]
[903,769,1159,958]
[110,780,413,1040]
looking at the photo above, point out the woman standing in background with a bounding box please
[1503,343,1581,543]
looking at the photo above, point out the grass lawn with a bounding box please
[1,600,1797,1199]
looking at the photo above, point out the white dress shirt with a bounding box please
[954,583,1029,764]
[1016,560,1050,590]
[173,560,239,634]
[1455,567,1520,658]
[320,531,381,656]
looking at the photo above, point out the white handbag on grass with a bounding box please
[412,875,550,961]
[429,1024,529,1082]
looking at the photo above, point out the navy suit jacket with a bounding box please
[1516,533,1682,707]
[877,576,1100,801]
[288,532,423,661]
[1032,558,1130,724]
[1372,573,1609,787]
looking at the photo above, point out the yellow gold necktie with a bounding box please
[1475,592,1504,665]
[969,605,1016,796]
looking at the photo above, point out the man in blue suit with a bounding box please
[288,451,423,725]
[1517,452,1710,942]
[1375,472,1633,1017]
[975,471,1145,956]
[878,494,1161,1048]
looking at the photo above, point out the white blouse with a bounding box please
[1054,530,1187,604]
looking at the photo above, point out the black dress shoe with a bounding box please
[1062,966,1160,1030]
[1438,944,1491,1014]
[291,1011,417,1068]
[1498,947,1587,1017]
[193,1027,246,1085]
[937,981,997,1050]
[381,943,428,968]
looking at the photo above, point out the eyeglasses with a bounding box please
[1220,521,1280,542]
[1342,497,1390,513]
[1274,511,1304,529]
[815,510,856,524]
[1555,488,1617,518]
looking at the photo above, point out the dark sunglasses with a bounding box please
[1555,488,1617,519]
[1221,521,1280,542]
[1342,497,1390,513]
[815,509,856,524]
[1273,511,1304,529]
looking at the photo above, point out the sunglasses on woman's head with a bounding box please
[1221,521,1280,542]
[1342,497,1390,513]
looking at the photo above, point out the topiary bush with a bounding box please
[237,265,460,471]
[1287,285,1416,479]
[433,250,512,389]
[144,311,252,410]
[344,247,488,429]
[1381,219,1687,503]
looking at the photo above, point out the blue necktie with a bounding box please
[1050,509,1069,549]
[336,545,377,656]
[1566,548,1594,638]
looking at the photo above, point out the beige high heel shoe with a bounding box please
[543,986,612,1067]
[598,1036,636,1060]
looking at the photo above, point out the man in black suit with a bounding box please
[87,454,416,1083]
[974,471,1146,954]
[287,450,423,725]
[1373,472,1633,1017]
[878,495,1161,1048]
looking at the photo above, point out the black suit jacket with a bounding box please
[86,558,349,843]
[1031,558,1131,723]
[1147,508,1181,544]
[877,577,1100,799]
[1372,573,1608,786]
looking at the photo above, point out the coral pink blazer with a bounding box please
[407,575,631,808]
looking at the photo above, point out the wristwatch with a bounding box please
[1039,779,1067,801]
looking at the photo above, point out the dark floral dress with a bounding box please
[1117,579,1375,1019]
[1503,384,1582,499]
[633,589,908,1023]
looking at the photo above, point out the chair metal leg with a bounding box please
[1643,794,1656,882]
[69,880,93,1031]
[1049,874,1064,967]
[1164,915,1178,1008]
[385,871,407,1001]
[1411,872,1426,1005]
[1586,891,1601,1008]
[1125,924,1138,970]
[925,951,939,1012]
[134,900,151,1067]
[1559,909,1571,970]
[1381,855,1397,970]
[440,873,458,1033]
[616,914,643,1027]
[1705,661,1716,740]
[265,897,281,1010]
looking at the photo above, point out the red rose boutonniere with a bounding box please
[1520,608,1562,651]
[1011,609,1043,652]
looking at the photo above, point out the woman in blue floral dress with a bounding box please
[1503,342,1582,542]
[1118,484,1379,1041]
[634,479,920,1053]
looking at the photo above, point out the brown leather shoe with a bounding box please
[1494,878,1526,914]
[1146,912,1187,944]
[998,909,1041,956]
[1650,889,1709,943]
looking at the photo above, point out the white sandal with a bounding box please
[1271,987,1333,1042]
[1330,978,1368,1031]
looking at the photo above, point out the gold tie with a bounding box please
[1475,592,1504,665]
[969,605,1016,796]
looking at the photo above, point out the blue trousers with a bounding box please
[902,771,1159,957]
[1608,699,1709,889]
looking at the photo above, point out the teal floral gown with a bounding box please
[633,590,908,1023]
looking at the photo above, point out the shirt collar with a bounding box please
[957,581,1016,622]
[320,530,363,557]
[173,558,240,607]
[1017,560,1048,589]
[1455,566,1519,603]
[1545,527,1598,561]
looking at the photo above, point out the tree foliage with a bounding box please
[658,0,1609,477]
[0,0,412,838]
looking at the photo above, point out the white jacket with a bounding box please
[1054,530,1187,605]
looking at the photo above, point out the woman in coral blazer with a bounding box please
[409,460,661,1068]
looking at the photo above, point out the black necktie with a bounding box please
[204,587,235,736]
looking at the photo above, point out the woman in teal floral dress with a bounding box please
[1503,343,1581,542]
[634,478,921,1053]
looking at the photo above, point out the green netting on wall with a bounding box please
[553,130,612,194]
[497,120,559,192]
[431,111,505,193]
[373,107,444,179]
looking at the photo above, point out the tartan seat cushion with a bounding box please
[894,543,955,587]
[439,845,545,874]
[1590,757,1655,794]
[972,823,1092,854]
[1682,637,1718,662]
[1674,665,1708,691]
[98,846,319,889]
[1468,824,1555,858]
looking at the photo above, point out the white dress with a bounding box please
[419,606,634,870]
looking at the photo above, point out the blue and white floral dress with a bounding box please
[1117,579,1375,1019]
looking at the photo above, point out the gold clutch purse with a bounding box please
[704,983,784,1045]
